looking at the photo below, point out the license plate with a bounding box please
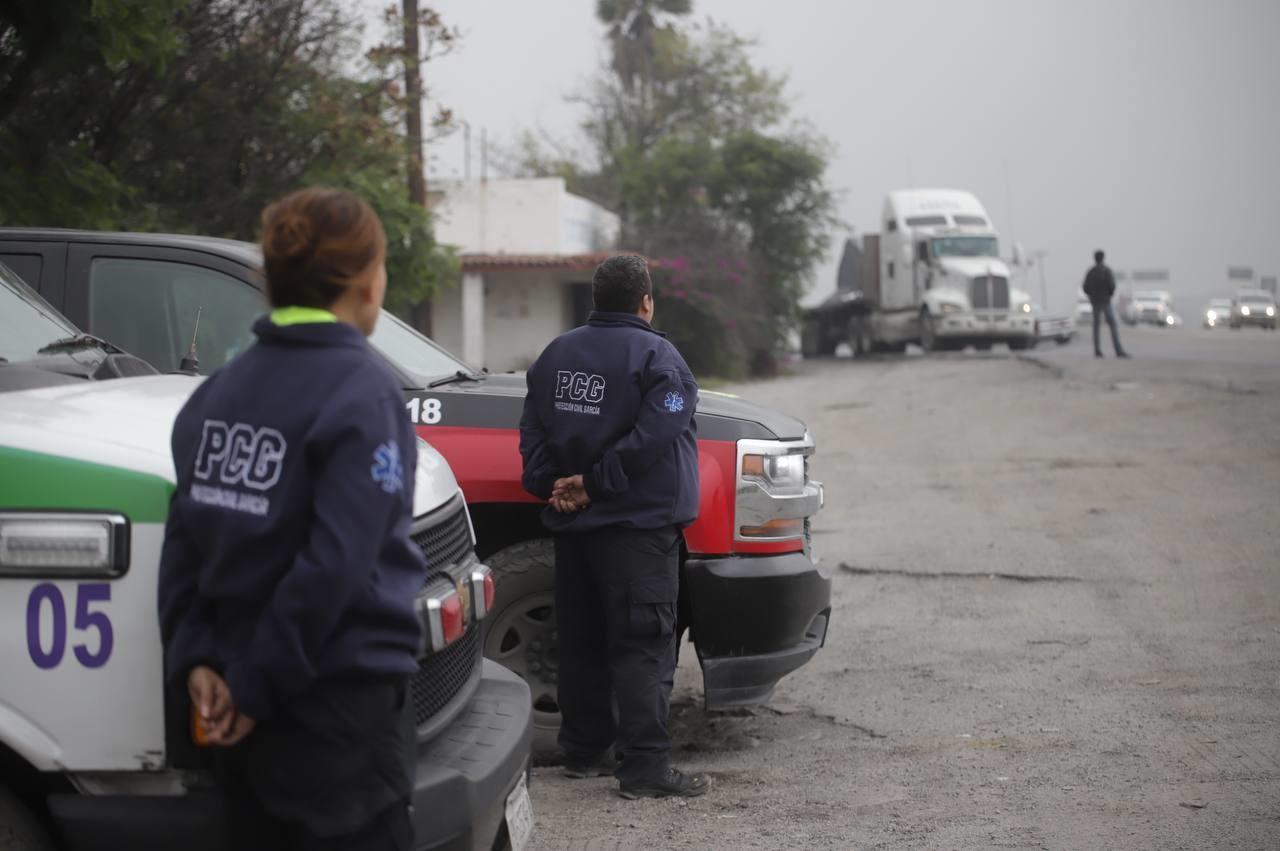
[504,772,534,851]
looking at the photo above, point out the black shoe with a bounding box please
[1117,351,1130,358]
[562,752,619,779]
[1095,351,1104,358]
[618,767,711,799]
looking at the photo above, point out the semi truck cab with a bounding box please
[880,189,1035,351]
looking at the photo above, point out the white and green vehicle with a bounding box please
[0,263,534,851]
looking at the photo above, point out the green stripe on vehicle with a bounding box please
[0,446,173,523]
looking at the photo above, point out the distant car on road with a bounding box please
[1130,290,1178,327]
[1031,305,1074,345]
[1203,298,1233,329]
[1230,290,1277,330]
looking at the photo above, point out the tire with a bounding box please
[482,539,563,763]
[848,316,872,358]
[919,309,939,353]
[0,786,56,851]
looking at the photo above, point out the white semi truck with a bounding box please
[802,189,1036,355]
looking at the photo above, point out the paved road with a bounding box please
[527,348,1280,849]
[1030,322,1280,393]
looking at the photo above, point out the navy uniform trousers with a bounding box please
[554,525,681,783]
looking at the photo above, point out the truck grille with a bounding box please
[408,497,482,730]
[412,498,473,576]
[971,276,1010,309]
[408,621,481,727]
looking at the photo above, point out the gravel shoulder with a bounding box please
[527,351,1280,850]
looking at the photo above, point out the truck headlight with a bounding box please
[1021,303,1032,313]
[1206,310,1217,321]
[938,302,964,315]
[741,453,806,494]
[736,436,822,542]
[1267,306,1276,317]
[0,513,129,577]
[1242,305,1251,316]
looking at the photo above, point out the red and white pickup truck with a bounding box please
[1,228,832,757]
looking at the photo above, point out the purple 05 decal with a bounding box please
[26,583,114,670]
[73,583,113,668]
[26,583,66,670]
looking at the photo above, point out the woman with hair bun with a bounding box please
[158,187,424,849]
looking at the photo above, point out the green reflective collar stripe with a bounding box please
[0,446,173,524]
[270,307,338,326]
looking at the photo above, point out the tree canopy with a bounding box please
[515,4,837,377]
[0,0,456,315]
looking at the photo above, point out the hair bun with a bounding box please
[268,214,315,260]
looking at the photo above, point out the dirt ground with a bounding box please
[526,347,1280,850]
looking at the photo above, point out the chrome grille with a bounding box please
[412,498,472,577]
[408,622,481,727]
[407,497,481,730]
[970,276,1010,309]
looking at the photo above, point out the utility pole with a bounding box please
[403,0,426,206]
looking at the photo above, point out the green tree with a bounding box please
[515,13,836,376]
[0,0,457,314]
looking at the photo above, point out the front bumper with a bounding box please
[46,661,532,851]
[936,312,1035,340]
[1232,314,1276,327]
[685,550,832,709]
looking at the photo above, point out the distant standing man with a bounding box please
[1083,249,1130,358]
[519,255,710,799]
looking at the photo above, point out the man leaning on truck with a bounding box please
[518,254,711,800]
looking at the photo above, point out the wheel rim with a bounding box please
[484,590,561,731]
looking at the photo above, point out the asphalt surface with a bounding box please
[1031,321,1280,393]
[525,331,1279,850]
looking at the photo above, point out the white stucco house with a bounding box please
[429,178,622,372]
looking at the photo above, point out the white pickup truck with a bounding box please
[0,263,534,851]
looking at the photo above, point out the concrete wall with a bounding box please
[433,178,620,255]
[430,270,582,372]
[483,270,569,372]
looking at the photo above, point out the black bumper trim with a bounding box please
[685,550,832,709]
[701,612,829,708]
[46,661,533,851]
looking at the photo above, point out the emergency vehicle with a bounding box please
[0,264,534,850]
[0,228,832,759]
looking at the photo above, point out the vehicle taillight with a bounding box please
[470,565,496,619]
[423,587,465,652]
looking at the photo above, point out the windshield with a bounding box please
[368,311,473,380]
[1240,295,1274,305]
[0,261,80,362]
[931,236,998,258]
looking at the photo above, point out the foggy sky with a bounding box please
[366,0,1280,313]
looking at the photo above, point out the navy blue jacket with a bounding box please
[158,316,425,722]
[520,311,700,532]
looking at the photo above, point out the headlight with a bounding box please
[741,452,806,494]
[1242,305,1251,316]
[1021,303,1032,313]
[0,513,129,576]
[1166,316,1175,326]
[1206,310,1217,320]
[938,302,964,314]
[736,436,821,542]
[1267,306,1276,317]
